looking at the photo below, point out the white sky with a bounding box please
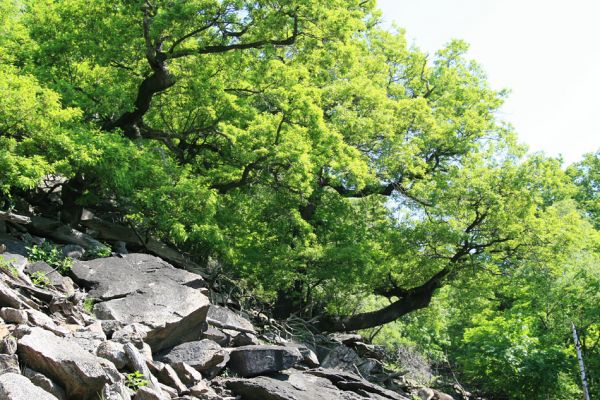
[377,0,600,165]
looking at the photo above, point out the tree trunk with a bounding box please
[316,268,449,332]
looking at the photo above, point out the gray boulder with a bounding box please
[25,261,75,294]
[18,327,120,399]
[159,339,229,377]
[226,369,409,400]
[0,373,60,400]
[227,345,302,377]
[0,307,28,324]
[0,353,20,374]
[22,367,67,400]
[70,253,205,301]
[207,305,255,334]
[71,254,210,351]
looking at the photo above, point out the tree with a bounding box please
[0,0,593,339]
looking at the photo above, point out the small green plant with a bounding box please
[0,257,18,277]
[30,270,50,287]
[83,298,95,314]
[125,370,149,390]
[83,244,112,260]
[27,242,73,275]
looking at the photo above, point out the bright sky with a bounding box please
[378,0,600,165]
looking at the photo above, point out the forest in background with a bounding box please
[0,0,598,398]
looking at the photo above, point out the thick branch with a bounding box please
[316,268,451,332]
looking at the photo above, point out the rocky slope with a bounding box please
[0,230,457,400]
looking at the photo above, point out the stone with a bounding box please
[330,333,363,345]
[97,340,129,369]
[201,326,229,346]
[188,380,219,399]
[223,328,260,347]
[159,339,229,377]
[0,353,20,373]
[293,344,320,368]
[71,254,210,352]
[132,386,170,400]
[0,252,27,272]
[321,344,362,371]
[72,323,108,354]
[145,306,211,353]
[207,305,255,334]
[225,369,410,400]
[71,253,205,301]
[22,367,67,400]
[171,362,203,386]
[25,261,75,294]
[26,309,70,336]
[111,323,151,344]
[18,327,120,399]
[306,369,408,400]
[227,345,302,377]
[0,373,60,400]
[0,281,27,308]
[149,361,188,395]
[0,306,28,324]
[62,244,85,259]
[0,334,17,354]
[101,382,133,400]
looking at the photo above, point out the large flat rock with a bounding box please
[227,345,302,377]
[71,254,210,347]
[71,253,205,300]
[18,327,120,400]
[206,305,255,334]
[0,373,60,400]
[159,339,229,375]
[226,369,409,400]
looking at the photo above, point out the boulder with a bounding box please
[207,305,255,333]
[0,353,20,373]
[96,340,128,369]
[0,306,28,324]
[227,345,302,377]
[159,339,229,377]
[171,361,204,386]
[132,386,170,400]
[25,261,75,294]
[18,327,120,399]
[71,254,210,351]
[201,327,229,346]
[0,373,60,400]
[100,382,133,400]
[22,367,67,400]
[0,334,17,354]
[227,369,409,400]
[26,309,70,336]
[70,254,205,301]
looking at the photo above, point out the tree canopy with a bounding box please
[1,1,598,397]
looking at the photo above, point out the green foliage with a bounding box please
[83,245,112,260]
[0,1,598,397]
[0,257,18,277]
[83,298,95,314]
[30,270,50,287]
[125,370,149,391]
[27,243,73,275]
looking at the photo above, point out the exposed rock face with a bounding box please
[0,373,60,400]
[25,261,75,294]
[207,305,255,333]
[0,233,452,400]
[71,254,211,351]
[159,339,229,377]
[226,369,409,400]
[18,327,120,399]
[0,353,20,374]
[227,345,302,377]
